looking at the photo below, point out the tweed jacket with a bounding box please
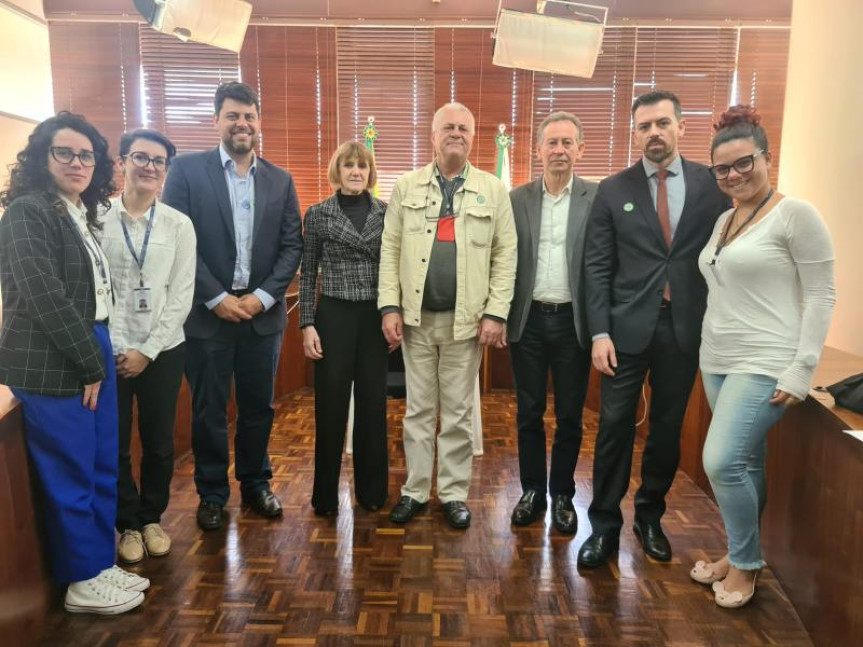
[299,192,387,327]
[0,193,107,395]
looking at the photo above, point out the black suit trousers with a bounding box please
[311,296,389,512]
[186,319,282,505]
[588,306,699,534]
[509,304,591,498]
[116,344,185,531]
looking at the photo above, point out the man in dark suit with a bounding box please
[162,82,303,531]
[507,111,597,535]
[578,90,731,567]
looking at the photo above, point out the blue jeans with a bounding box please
[701,372,789,570]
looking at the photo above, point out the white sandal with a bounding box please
[712,571,760,609]
[690,560,725,584]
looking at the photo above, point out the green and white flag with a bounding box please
[495,124,513,191]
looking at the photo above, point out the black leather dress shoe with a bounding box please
[389,496,427,523]
[313,507,338,517]
[633,520,672,561]
[442,501,471,529]
[196,501,225,531]
[511,490,547,526]
[577,532,620,568]
[242,489,283,518]
[551,495,577,535]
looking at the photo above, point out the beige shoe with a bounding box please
[117,529,145,564]
[142,523,171,557]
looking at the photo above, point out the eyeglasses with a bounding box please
[124,151,170,171]
[709,150,765,180]
[50,146,97,167]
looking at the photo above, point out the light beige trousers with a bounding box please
[400,310,483,503]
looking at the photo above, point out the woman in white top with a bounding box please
[690,106,835,608]
[99,129,196,565]
[0,112,149,614]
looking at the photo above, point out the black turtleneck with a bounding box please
[337,190,372,233]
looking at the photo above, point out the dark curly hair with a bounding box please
[0,111,115,231]
[711,105,769,159]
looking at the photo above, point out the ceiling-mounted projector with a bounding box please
[133,0,252,53]
[493,1,607,78]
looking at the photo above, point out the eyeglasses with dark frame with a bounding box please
[123,151,170,172]
[709,150,766,180]
[50,146,97,167]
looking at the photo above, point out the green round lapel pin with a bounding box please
[623,202,634,212]
[476,195,486,204]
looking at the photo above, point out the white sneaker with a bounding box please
[142,523,171,556]
[98,564,151,592]
[65,576,144,615]
[118,529,145,563]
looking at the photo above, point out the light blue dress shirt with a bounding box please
[642,154,686,237]
[205,144,275,312]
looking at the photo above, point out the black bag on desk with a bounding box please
[826,373,863,413]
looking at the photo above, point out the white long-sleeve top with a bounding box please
[698,197,836,400]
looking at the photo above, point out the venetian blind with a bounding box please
[139,26,240,153]
[336,27,435,200]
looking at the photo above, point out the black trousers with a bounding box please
[509,303,591,498]
[185,319,282,505]
[116,343,186,531]
[588,306,699,535]
[312,296,389,511]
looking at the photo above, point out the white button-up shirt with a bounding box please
[532,175,573,304]
[62,196,112,321]
[98,196,196,360]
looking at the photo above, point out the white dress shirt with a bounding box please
[61,196,112,321]
[532,175,573,303]
[98,196,197,360]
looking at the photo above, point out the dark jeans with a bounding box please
[588,306,699,535]
[116,343,185,531]
[509,303,591,498]
[312,296,389,511]
[185,319,282,506]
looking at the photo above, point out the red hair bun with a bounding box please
[714,105,762,132]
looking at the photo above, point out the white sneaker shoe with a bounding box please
[98,564,151,592]
[142,523,171,556]
[65,576,144,615]
[118,529,146,563]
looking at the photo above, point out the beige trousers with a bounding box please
[400,310,483,503]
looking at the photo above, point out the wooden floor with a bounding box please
[38,389,813,646]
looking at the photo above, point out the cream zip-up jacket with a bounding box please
[378,161,517,340]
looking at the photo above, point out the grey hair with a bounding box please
[537,111,584,145]
[431,102,475,133]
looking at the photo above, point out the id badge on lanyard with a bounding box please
[122,203,156,313]
[436,173,464,243]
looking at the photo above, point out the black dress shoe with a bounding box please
[442,501,471,529]
[196,501,225,531]
[551,495,577,535]
[577,532,620,568]
[313,507,338,517]
[242,489,283,518]
[511,490,547,526]
[389,496,427,523]
[633,520,672,561]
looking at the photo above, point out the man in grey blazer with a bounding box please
[507,111,597,535]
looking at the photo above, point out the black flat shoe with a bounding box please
[511,490,547,526]
[196,501,225,531]
[633,520,672,562]
[442,501,471,529]
[242,489,283,518]
[313,507,338,517]
[551,494,577,535]
[577,532,619,568]
[389,496,427,523]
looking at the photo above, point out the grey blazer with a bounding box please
[507,175,598,347]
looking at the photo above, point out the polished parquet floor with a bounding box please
[39,389,813,646]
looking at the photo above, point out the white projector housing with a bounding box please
[493,8,605,79]
[145,0,252,53]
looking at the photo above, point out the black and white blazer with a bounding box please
[298,192,387,327]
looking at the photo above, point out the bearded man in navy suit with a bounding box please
[162,82,303,531]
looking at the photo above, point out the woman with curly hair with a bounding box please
[0,112,149,614]
[689,105,835,607]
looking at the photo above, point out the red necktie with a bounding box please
[656,169,672,301]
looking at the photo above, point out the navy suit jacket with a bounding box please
[161,147,303,339]
[584,157,732,356]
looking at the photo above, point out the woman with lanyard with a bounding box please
[300,141,390,517]
[0,112,148,614]
[98,129,195,565]
[690,105,835,608]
